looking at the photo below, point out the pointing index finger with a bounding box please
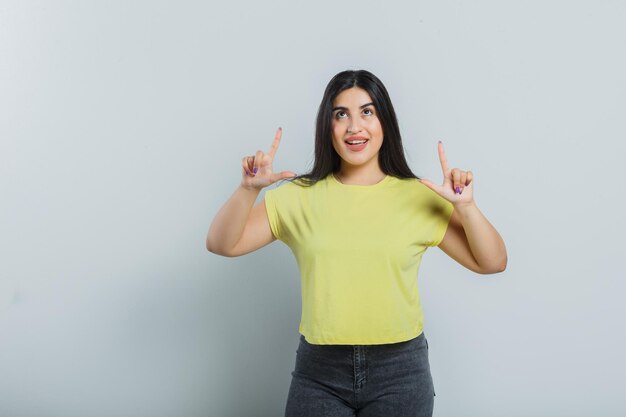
[267,127,282,159]
[438,140,450,176]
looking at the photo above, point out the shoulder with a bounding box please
[264,177,325,208]
[389,176,433,195]
[267,176,328,194]
[394,177,453,210]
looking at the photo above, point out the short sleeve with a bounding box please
[263,188,282,241]
[263,181,300,245]
[429,195,454,247]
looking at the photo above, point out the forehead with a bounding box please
[333,87,373,107]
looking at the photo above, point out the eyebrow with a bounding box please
[332,102,375,112]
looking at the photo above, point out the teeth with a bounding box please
[347,140,367,144]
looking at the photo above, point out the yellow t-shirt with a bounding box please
[264,173,454,345]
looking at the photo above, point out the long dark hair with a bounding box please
[286,69,419,186]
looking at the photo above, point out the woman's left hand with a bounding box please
[419,141,474,206]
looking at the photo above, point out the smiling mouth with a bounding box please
[344,139,369,152]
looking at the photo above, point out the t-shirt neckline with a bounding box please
[330,173,392,189]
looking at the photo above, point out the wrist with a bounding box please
[239,183,263,194]
[453,200,477,213]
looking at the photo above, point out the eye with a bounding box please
[335,111,347,119]
[363,108,374,116]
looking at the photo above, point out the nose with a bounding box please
[348,119,362,134]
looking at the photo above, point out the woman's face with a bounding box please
[331,87,384,171]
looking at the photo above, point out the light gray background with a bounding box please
[1,1,624,416]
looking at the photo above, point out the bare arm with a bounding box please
[206,185,266,256]
[205,127,295,257]
[420,141,507,274]
[438,205,507,274]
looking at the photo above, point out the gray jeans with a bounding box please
[284,331,436,417]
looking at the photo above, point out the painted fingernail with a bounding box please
[455,186,461,194]
[253,167,258,174]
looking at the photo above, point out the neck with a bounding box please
[336,164,386,186]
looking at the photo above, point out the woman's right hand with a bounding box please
[240,127,297,190]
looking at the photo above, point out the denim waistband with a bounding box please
[298,331,426,355]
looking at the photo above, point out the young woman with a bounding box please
[207,69,507,417]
